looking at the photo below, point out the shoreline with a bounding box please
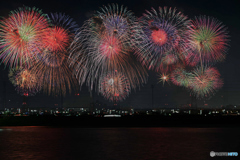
[1,115,240,127]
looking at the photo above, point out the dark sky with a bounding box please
[0,0,240,109]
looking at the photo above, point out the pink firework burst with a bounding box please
[188,16,229,64]
[99,35,122,59]
[188,67,223,98]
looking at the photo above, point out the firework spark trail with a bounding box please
[30,60,78,96]
[171,67,192,87]
[30,13,78,96]
[158,72,170,86]
[69,4,148,95]
[188,67,223,98]
[9,67,39,96]
[188,16,229,64]
[36,13,78,66]
[99,71,131,101]
[155,51,181,73]
[0,5,230,101]
[132,7,191,71]
[0,7,49,68]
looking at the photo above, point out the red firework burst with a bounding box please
[183,51,200,67]
[151,29,168,46]
[0,7,49,67]
[43,26,70,52]
[99,35,121,59]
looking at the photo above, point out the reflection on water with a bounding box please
[0,127,239,160]
[0,128,12,131]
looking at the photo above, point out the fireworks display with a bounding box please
[97,4,135,39]
[133,7,191,71]
[188,67,223,98]
[156,51,180,73]
[188,16,229,64]
[37,13,78,67]
[161,53,178,66]
[30,13,78,96]
[0,7,49,68]
[99,72,131,101]
[8,67,39,96]
[171,67,191,87]
[69,4,147,95]
[0,4,230,102]
[44,13,77,51]
[158,73,170,86]
[30,60,78,96]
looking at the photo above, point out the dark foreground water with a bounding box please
[0,127,239,160]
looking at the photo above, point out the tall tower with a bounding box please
[61,92,63,113]
[151,85,154,108]
[89,90,95,114]
[22,93,28,114]
[3,80,6,109]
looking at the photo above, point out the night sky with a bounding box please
[0,0,240,109]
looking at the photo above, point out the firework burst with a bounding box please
[155,51,180,72]
[30,13,78,96]
[30,59,78,96]
[99,71,131,101]
[69,4,147,92]
[37,13,78,67]
[97,4,135,38]
[161,53,178,66]
[188,67,223,98]
[158,73,170,86]
[8,67,39,96]
[171,67,191,87]
[188,16,229,64]
[44,13,77,51]
[133,7,191,70]
[0,7,49,67]
[183,51,200,67]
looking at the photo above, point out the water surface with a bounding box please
[0,127,239,160]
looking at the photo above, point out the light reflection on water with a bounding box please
[0,127,239,160]
[0,128,12,131]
